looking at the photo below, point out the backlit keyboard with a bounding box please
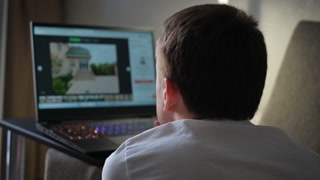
[50,119,154,140]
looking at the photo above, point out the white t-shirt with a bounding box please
[102,119,320,180]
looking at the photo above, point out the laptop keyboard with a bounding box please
[50,119,154,140]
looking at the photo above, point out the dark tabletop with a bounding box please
[0,118,113,167]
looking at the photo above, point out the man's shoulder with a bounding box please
[104,119,320,180]
[123,119,256,151]
[125,120,180,145]
[125,119,260,144]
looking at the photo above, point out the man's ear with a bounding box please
[163,78,178,112]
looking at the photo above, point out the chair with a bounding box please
[259,20,320,154]
[44,148,102,180]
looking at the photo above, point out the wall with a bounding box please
[66,0,220,38]
[65,0,320,124]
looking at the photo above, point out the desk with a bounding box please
[0,118,113,179]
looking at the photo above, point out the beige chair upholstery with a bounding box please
[259,20,320,154]
[44,148,102,180]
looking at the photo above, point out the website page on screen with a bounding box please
[32,25,156,109]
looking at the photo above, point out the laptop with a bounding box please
[30,22,157,154]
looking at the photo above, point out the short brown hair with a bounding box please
[157,4,267,120]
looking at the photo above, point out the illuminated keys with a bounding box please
[50,119,153,140]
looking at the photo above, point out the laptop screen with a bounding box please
[31,22,156,122]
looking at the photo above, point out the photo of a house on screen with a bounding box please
[50,42,119,95]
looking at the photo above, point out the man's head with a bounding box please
[155,4,267,125]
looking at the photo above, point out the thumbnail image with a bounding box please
[50,42,119,95]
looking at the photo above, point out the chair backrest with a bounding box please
[260,20,320,154]
[44,148,102,180]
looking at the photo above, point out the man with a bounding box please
[102,4,320,180]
